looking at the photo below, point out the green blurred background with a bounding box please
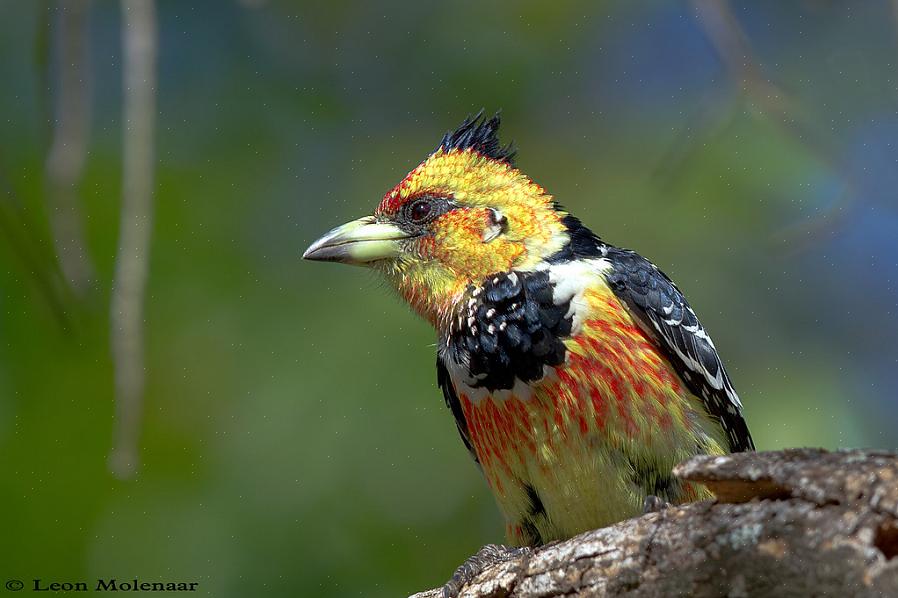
[1,1,897,596]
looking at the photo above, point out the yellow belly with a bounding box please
[457,287,726,545]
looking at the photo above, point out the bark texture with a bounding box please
[412,449,898,598]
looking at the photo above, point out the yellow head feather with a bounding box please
[375,148,568,326]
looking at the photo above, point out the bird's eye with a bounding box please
[409,199,433,222]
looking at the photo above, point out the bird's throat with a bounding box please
[389,264,470,329]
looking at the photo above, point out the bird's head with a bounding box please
[304,113,590,327]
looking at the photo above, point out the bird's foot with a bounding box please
[441,543,531,598]
[643,494,672,514]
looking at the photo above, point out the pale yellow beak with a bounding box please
[303,215,410,266]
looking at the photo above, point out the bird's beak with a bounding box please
[303,215,410,266]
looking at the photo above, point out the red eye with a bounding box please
[410,200,433,222]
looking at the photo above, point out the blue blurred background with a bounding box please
[1,1,896,596]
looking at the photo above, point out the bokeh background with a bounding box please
[2,1,897,596]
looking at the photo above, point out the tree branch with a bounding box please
[45,0,96,296]
[412,449,898,597]
[109,0,157,479]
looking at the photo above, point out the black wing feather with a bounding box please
[605,247,755,452]
[437,357,479,464]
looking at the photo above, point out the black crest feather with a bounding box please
[439,110,517,164]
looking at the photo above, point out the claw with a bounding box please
[442,543,531,598]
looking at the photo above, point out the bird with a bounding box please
[303,112,754,594]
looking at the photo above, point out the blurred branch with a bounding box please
[652,0,789,186]
[44,0,96,296]
[35,0,54,146]
[692,0,791,113]
[893,0,898,36]
[109,0,157,480]
[667,0,858,251]
[414,449,898,597]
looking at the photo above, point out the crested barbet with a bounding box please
[304,113,754,584]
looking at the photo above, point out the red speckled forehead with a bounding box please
[376,148,510,216]
[376,160,432,216]
[377,186,403,215]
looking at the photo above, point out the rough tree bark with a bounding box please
[412,449,898,598]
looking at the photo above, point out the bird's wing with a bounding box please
[603,247,754,452]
